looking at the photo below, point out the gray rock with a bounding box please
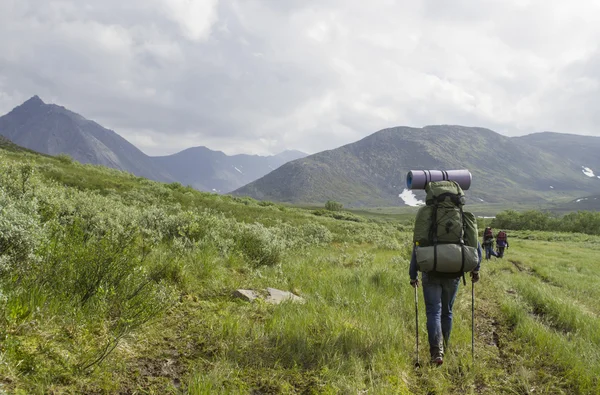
[233,289,260,302]
[265,287,305,305]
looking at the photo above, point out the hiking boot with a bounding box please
[430,348,444,365]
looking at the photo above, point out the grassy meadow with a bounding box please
[0,145,599,394]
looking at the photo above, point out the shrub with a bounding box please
[235,223,284,267]
[299,223,334,245]
[0,162,35,198]
[325,200,343,211]
[56,153,74,165]
[313,209,363,222]
[0,190,43,279]
[492,209,600,236]
[36,220,178,369]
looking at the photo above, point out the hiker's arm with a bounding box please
[474,242,482,271]
[409,246,418,281]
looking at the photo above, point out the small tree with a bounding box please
[325,200,343,211]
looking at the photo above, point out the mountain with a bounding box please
[233,125,600,207]
[0,96,306,191]
[515,132,600,180]
[553,195,600,212]
[151,147,306,192]
[0,96,174,182]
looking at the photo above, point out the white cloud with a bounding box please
[159,0,220,41]
[2,0,600,155]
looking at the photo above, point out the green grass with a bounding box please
[1,146,599,394]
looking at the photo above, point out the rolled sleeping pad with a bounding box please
[406,169,472,190]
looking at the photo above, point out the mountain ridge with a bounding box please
[0,96,307,192]
[0,95,174,182]
[4,96,600,207]
[234,125,600,207]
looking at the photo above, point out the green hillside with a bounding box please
[234,126,600,207]
[516,132,600,171]
[1,144,599,394]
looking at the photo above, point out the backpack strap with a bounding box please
[459,206,466,276]
[431,201,439,272]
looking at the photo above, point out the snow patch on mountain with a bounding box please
[582,166,595,177]
[234,166,243,174]
[399,189,424,207]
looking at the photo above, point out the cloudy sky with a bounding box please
[1,0,600,156]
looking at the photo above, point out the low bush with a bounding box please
[235,222,285,267]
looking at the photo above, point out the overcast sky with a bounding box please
[1,0,600,156]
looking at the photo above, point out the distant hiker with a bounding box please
[409,181,482,365]
[496,230,509,258]
[483,227,498,260]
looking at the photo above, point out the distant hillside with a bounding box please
[515,132,600,179]
[0,96,173,182]
[0,135,27,152]
[0,96,306,192]
[234,126,600,207]
[152,148,306,193]
[549,194,600,212]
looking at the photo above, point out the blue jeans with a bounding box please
[484,244,498,259]
[422,273,460,357]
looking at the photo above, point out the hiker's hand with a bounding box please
[410,279,419,288]
[471,271,480,283]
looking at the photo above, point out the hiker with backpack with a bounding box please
[408,180,482,366]
[483,227,499,260]
[496,230,509,258]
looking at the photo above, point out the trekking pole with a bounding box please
[471,281,475,363]
[414,285,420,367]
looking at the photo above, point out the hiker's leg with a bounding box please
[487,245,498,258]
[491,248,499,257]
[422,273,443,357]
[441,277,460,350]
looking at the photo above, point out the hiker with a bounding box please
[483,227,498,260]
[409,247,481,365]
[496,230,509,258]
[409,180,483,365]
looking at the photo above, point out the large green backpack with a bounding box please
[413,181,479,277]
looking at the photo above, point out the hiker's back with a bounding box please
[483,227,494,245]
[496,230,508,247]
